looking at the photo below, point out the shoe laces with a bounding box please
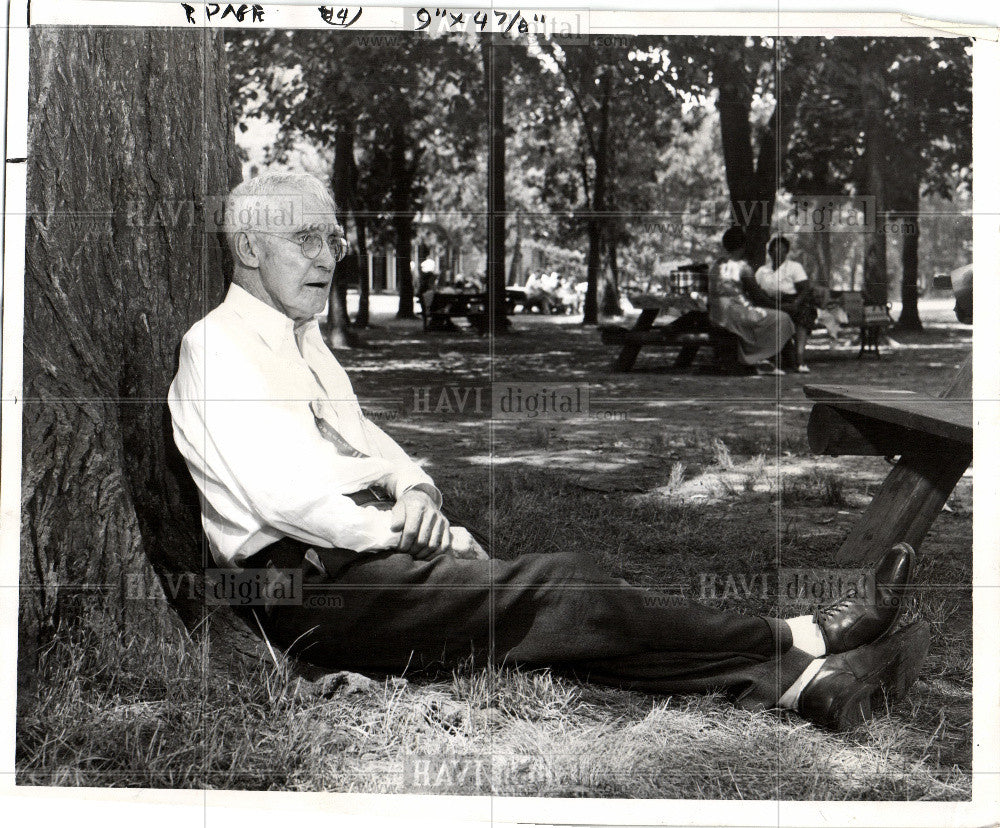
[814,600,851,622]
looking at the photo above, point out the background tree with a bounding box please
[531,38,679,323]
[783,37,972,321]
[19,28,264,692]
[883,37,972,328]
[482,33,511,331]
[622,108,729,285]
[649,37,814,268]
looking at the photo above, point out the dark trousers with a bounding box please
[245,537,813,711]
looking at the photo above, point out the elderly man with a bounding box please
[169,172,929,731]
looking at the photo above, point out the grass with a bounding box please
[17,310,974,798]
[16,600,970,797]
[17,462,972,798]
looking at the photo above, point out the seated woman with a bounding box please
[709,227,797,375]
[753,236,818,373]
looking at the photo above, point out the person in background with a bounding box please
[417,258,438,298]
[708,226,798,375]
[753,236,818,374]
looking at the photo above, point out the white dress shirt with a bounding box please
[754,259,809,298]
[168,284,441,567]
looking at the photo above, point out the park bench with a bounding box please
[812,289,894,358]
[802,356,971,566]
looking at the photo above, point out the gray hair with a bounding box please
[224,172,337,255]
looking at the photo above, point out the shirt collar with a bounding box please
[224,283,313,351]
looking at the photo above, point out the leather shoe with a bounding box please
[798,621,930,730]
[814,542,914,654]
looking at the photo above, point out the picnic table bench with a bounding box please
[600,294,736,372]
[419,289,487,333]
[803,356,972,566]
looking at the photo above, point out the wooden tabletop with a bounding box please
[628,293,707,312]
[803,385,972,446]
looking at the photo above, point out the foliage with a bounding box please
[782,37,972,318]
[225,33,971,319]
[784,37,972,204]
[517,37,682,319]
[226,31,486,318]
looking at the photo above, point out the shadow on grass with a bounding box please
[16,464,972,798]
[16,608,969,799]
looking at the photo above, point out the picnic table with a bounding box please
[599,293,734,372]
[419,288,487,332]
[803,357,972,566]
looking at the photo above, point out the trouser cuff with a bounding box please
[762,615,794,656]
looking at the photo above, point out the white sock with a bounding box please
[785,614,827,658]
[777,657,826,710]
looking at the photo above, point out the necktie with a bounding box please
[294,325,370,458]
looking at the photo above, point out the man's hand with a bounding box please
[446,526,489,560]
[390,489,450,559]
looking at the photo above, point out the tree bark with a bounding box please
[715,54,767,266]
[20,28,269,684]
[602,234,622,316]
[817,229,832,289]
[326,256,360,349]
[332,118,370,328]
[390,122,417,320]
[714,43,806,268]
[507,210,522,287]
[354,215,371,327]
[483,36,510,332]
[861,45,890,306]
[583,70,613,325]
[327,124,361,348]
[894,177,923,331]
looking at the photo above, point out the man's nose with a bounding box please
[314,238,337,269]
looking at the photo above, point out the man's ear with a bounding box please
[234,231,262,269]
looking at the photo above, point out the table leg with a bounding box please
[614,308,658,372]
[832,354,971,566]
[674,344,700,369]
[833,446,971,566]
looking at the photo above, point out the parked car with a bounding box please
[951,263,972,324]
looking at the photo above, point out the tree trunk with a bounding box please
[355,216,371,327]
[326,256,359,349]
[861,46,890,305]
[507,211,522,286]
[583,70,613,325]
[20,28,269,685]
[714,43,806,269]
[894,178,922,331]
[715,54,768,266]
[326,284,350,349]
[603,234,622,315]
[389,122,417,320]
[327,123,357,348]
[817,229,832,288]
[332,118,369,327]
[393,211,415,319]
[483,35,510,332]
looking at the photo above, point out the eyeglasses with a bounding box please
[254,229,349,263]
